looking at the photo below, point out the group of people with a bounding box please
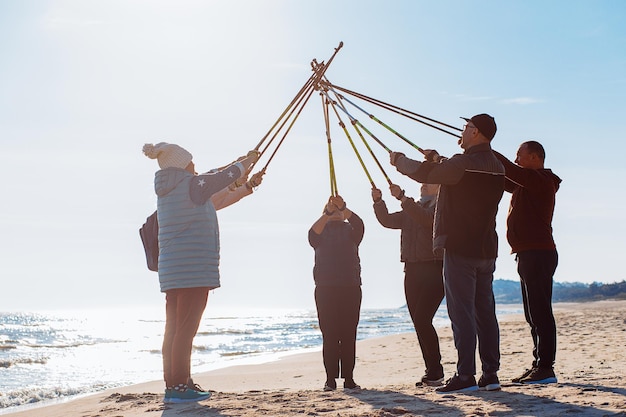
[307,113,561,394]
[142,111,561,402]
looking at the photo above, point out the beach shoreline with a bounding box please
[2,300,626,416]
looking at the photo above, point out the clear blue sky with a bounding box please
[1,1,625,311]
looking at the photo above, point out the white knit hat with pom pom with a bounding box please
[143,142,193,169]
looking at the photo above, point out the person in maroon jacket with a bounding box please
[494,141,562,384]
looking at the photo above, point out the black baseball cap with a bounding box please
[461,114,497,141]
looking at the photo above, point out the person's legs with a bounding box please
[405,261,444,378]
[474,257,500,376]
[168,287,209,388]
[162,290,178,387]
[315,286,341,385]
[443,251,478,377]
[517,250,558,369]
[338,286,362,382]
[517,258,538,368]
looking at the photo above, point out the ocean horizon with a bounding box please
[0,304,523,413]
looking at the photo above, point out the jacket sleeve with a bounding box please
[308,227,321,248]
[189,162,245,205]
[347,212,365,245]
[396,154,466,185]
[210,184,253,210]
[373,200,404,230]
[493,151,545,192]
[401,199,434,228]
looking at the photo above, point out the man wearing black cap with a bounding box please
[390,113,505,394]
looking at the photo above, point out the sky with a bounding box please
[1,0,625,312]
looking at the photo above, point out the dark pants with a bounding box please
[516,249,558,369]
[443,251,500,376]
[315,285,362,381]
[404,260,445,376]
[162,287,209,388]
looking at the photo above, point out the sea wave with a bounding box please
[0,357,48,368]
[0,384,108,410]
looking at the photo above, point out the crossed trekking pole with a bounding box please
[237,42,467,197]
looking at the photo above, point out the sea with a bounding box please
[0,304,522,413]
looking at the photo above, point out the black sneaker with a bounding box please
[520,367,557,384]
[419,373,445,387]
[323,379,337,391]
[435,374,478,394]
[511,367,535,383]
[343,379,361,390]
[478,373,501,391]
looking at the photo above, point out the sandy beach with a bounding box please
[3,300,625,417]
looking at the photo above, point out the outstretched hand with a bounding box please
[330,195,346,211]
[248,170,264,187]
[424,149,443,163]
[247,150,261,162]
[389,151,404,166]
[389,184,405,200]
[371,187,382,202]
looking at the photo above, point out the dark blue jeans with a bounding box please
[516,249,558,369]
[404,260,444,377]
[443,251,500,377]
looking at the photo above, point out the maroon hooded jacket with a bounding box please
[494,151,562,253]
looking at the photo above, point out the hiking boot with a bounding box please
[478,373,501,391]
[511,367,535,383]
[520,367,557,384]
[343,379,361,390]
[419,372,445,387]
[435,374,478,394]
[323,379,337,391]
[168,384,211,403]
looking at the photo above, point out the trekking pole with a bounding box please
[322,81,462,140]
[322,95,338,196]
[326,96,376,188]
[320,88,392,186]
[253,42,345,172]
[322,84,427,155]
[258,81,318,173]
[253,71,318,152]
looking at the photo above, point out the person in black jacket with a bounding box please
[372,182,444,386]
[309,195,364,392]
[390,114,505,394]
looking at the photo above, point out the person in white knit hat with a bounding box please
[143,142,259,403]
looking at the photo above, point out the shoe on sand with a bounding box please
[435,374,478,394]
[478,373,501,391]
[520,367,557,384]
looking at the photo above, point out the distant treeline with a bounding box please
[493,279,626,304]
